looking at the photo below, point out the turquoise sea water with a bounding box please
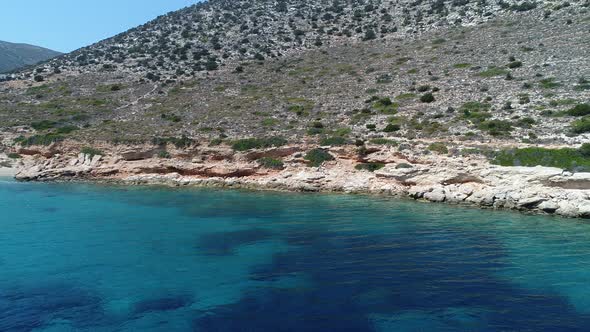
[1,177,590,331]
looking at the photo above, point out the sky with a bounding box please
[1,0,199,53]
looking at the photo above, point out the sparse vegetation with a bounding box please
[304,148,334,167]
[478,67,509,77]
[428,142,448,154]
[320,136,348,146]
[572,117,590,134]
[478,120,513,136]
[157,150,171,159]
[461,102,492,123]
[355,162,385,172]
[372,97,398,114]
[566,104,590,117]
[257,157,285,170]
[493,146,590,172]
[7,153,21,159]
[14,134,64,146]
[232,137,287,151]
[539,77,560,89]
[369,138,398,146]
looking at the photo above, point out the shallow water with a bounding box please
[1,178,590,331]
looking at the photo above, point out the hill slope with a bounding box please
[0,40,61,73]
[0,0,588,145]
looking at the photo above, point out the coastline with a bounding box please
[9,141,590,220]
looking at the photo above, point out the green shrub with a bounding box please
[287,104,312,116]
[320,136,348,146]
[369,138,398,146]
[56,125,79,134]
[333,127,352,137]
[305,148,334,167]
[311,121,324,129]
[31,120,57,131]
[7,153,21,159]
[372,97,398,114]
[355,163,385,172]
[232,137,287,151]
[157,150,171,159]
[14,134,64,146]
[307,122,326,135]
[478,67,508,77]
[363,29,377,41]
[428,142,448,154]
[209,138,223,146]
[511,1,537,11]
[575,77,590,91]
[516,117,536,128]
[461,102,492,123]
[566,104,590,117]
[80,147,103,158]
[161,113,181,122]
[539,77,560,89]
[493,147,590,172]
[420,93,435,103]
[307,127,325,135]
[507,61,523,69]
[258,157,285,170]
[417,85,430,92]
[262,118,278,127]
[572,117,590,134]
[453,63,471,69]
[478,120,513,136]
[396,93,417,100]
[383,124,401,132]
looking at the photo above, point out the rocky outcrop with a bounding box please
[120,148,161,161]
[11,143,590,220]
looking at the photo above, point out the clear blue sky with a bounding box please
[1,0,200,53]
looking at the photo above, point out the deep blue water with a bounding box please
[1,178,590,331]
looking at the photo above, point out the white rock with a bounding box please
[424,187,446,202]
[538,201,559,213]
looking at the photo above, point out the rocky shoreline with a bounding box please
[7,141,590,219]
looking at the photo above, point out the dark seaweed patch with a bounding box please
[196,228,273,255]
[133,295,192,314]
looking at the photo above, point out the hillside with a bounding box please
[1,0,588,144]
[0,40,61,73]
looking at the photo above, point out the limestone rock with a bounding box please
[538,201,559,213]
[517,196,547,209]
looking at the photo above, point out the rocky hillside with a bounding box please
[8,0,588,81]
[0,40,61,74]
[0,0,589,150]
